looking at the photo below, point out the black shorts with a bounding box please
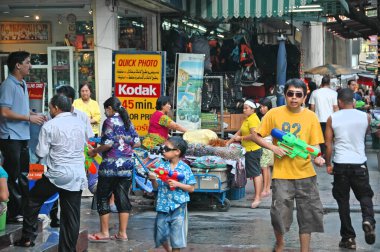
[96,176,132,215]
[245,149,263,178]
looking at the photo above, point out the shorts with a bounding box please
[155,203,188,249]
[270,176,324,234]
[96,176,132,215]
[245,149,263,178]
[260,148,274,167]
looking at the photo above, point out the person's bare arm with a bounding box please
[226,130,242,145]
[325,116,334,174]
[0,107,45,125]
[310,104,315,112]
[88,143,112,156]
[333,105,339,112]
[148,172,159,189]
[168,121,187,133]
[251,131,287,157]
[167,180,195,193]
[0,178,9,202]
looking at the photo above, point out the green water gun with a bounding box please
[271,128,321,159]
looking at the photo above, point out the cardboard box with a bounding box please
[191,167,228,190]
[217,113,231,129]
[230,114,245,130]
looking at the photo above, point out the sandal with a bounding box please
[251,200,261,209]
[88,233,110,243]
[111,234,128,242]
[14,237,35,247]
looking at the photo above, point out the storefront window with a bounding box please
[119,17,146,50]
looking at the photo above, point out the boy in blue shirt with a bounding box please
[149,136,196,252]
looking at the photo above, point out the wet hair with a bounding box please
[337,88,354,104]
[321,75,330,86]
[50,94,72,112]
[7,51,30,73]
[284,78,307,96]
[167,136,188,157]
[78,83,92,97]
[308,81,317,92]
[103,96,131,130]
[260,97,273,110]
[0,150,3,165]
[56,85,75,104]
[347,80,356,86]
[156,96,171,110]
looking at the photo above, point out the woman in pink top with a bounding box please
[142,96,187,150]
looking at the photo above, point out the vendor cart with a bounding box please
[190,166,231,212]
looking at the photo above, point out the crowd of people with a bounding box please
[0,50,377,252]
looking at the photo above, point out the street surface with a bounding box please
[82,151,380,251]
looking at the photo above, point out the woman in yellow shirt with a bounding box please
[227,99,263,208]
[73,83,101,136]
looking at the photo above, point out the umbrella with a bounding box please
[276,36,287,106]
[304,64,363,76]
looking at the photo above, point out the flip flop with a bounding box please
[251,200,261,209]
[88,233,110,243]
[111,234,128,242]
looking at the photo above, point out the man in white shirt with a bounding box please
[15,95,88,251]
[309,75,339,156]
[46,85,94,228]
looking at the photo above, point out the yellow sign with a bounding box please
[114,53,163,136]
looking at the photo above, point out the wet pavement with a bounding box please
[81,149,380,251]
[3,145,379,251]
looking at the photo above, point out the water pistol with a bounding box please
[85,137,102,174]
[151,167,185,190]
[271,128,321,159]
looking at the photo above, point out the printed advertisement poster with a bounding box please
[175,53,205,130]
[113,52,165,136]
[27,82,45,113]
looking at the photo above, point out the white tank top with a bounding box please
[331,109,367,164]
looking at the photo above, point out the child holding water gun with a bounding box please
[148,136,196,252]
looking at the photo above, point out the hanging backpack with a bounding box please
[239,43,260,85]
[191,34,211,72]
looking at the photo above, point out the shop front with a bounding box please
[0,0,183,114]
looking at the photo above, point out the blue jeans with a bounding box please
[332,163,375,240]
[155,203,188,249]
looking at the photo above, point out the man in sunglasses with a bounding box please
[251,78,325,252]
[309,75,339,157]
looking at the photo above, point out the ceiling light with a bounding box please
[217,34,224,38]
[35,15,40,20]
[285,21,290,25]
[88,9,93,15]
[9,4,85,10]
[299,5,321,9]
[3,11,10,14]
[24,15,30,18]
[289,8,323,12]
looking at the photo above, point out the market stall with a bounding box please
[132,129,247,212]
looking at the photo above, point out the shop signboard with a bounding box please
[113,51,165,136]
[175,53,205,131]
[26,82,45,113]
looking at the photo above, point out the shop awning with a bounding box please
[188,0,315,19]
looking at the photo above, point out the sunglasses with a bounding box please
[286,91,304,98]
[162,146,178,152]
